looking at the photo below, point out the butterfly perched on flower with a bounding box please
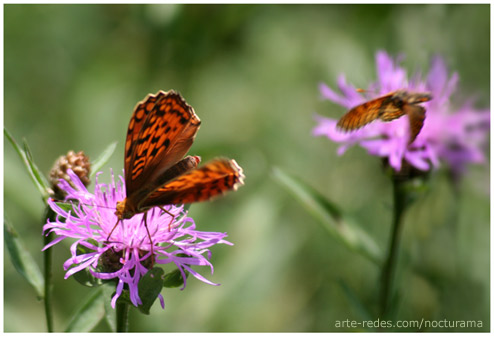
[111,90,244,239]
[336,90,432,144]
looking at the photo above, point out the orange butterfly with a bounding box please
[336,90,432,144]
[109,90,244,243]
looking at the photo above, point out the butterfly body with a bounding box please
[336,90,432,144]
[113,90,244,229]
[116,155,201,220]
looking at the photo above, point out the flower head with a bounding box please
[43,169,232,309]
[313,51,489,175]
[49,150,91,199]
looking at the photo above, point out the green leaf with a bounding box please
[90,141,117,178]
[65,288,105,332]
[4,128,52,201]
[53,200,77,214]
[73,268,105,288]
[272,167,383,264]
[4,218,44,298]
[182,203,192,213]
[137,267,165,315]
[23,139,52,195]
[163,268,188,288]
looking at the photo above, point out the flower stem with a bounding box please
[116,301,130,332]
[43,207,56,332]
[379,177,408,318]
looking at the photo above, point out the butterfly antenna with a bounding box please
[142,212,155,266]
[53,199,118,212]
[356,88,380,95]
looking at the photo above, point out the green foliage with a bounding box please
[90,141,118,178]
[273,167,382,264]
[4,218,45,298]
[4,128,52,202]
[163,268,188,288]
[136,267,166,315]
[65,288,106,332]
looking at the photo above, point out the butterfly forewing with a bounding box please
[336,90,432,145]
[141,158,245,207]
[124,92,163,173]
[337,93,400,131]
[124,90,201,199]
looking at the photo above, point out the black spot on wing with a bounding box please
[150,147,159,157]
[137,134,150,144]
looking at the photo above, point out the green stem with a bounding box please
[379,177,408,318]
[116,301,130,332]
[43,207,56,332]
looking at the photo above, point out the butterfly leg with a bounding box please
[142,211,155,266]
[158,206,176,232]
[106,219,121,242]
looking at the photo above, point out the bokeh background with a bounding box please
[4,4,490,332]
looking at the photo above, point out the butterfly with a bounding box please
[336,90,432,144]
[109,90,244,244]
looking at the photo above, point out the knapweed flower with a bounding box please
[313,50,489,175]
[43,169,232,309]
[49,150,91,199]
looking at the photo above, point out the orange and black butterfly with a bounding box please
[110,90,244,240]
[336,90,432,144]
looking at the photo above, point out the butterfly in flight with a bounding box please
[336,90,432,145]
[109,90,244,245]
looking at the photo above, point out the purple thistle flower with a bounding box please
[313,50,489,174]
[43,169,232,309]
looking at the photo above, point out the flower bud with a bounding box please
[49,150,91,198]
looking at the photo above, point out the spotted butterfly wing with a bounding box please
[116,90,244,221]
[122,90,201,214]
[142,158,245,207]
[124,92,162,174]
[336,92,402,131]
[336,90,431,145]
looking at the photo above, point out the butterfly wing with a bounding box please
[378,104,406,121]
[337,90,430,144]
[124,92,162,173]
[337,93,401,131]
[124,90,201,201]
[404,104,426,145]
[141,158,245,207]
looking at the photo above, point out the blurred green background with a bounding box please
[4,4,489,332]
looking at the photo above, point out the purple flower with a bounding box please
[43,169,232,309]
[313,50,489,174]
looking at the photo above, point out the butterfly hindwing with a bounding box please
[141,158,245,207]
[404,104,426,145]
